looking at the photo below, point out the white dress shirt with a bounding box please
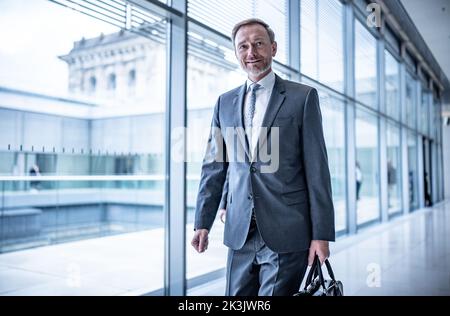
[244,70,276,157]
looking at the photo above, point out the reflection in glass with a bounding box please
[385,50,400,119]
[320,93,346,232]
[186,28,243,284]
[420,90,430,135]
[386,122,402,215]
[355,108,380,225]
[187,0,289,64]
[407,132,419,210]
[355,20,377,109]
[300,0,344,91]
[405,72,417,128]
[0,0,166,294]
[435,98,442,141]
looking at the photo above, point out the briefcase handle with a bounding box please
[324,258,337,281]
[302,255,337,292]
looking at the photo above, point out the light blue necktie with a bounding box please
[244,83,261,128]
[245,83,261,151]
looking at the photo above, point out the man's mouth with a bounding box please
[246,60,261,65]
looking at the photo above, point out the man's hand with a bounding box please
[191,229,209,253]
[308,240,330,265]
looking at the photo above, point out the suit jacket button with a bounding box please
[250,167,257,173]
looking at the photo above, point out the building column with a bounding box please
[416,81,425,209]
[378,39,388,222]
[288,0,301,82]
[165,0,187,296]
[344,3,357,234]
[399,61,410,214]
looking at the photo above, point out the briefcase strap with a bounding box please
[324,259,337,282]
[303,255,338,291]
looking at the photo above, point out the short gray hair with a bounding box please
[231,18,275,47]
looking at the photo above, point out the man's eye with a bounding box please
[256,42,262,46]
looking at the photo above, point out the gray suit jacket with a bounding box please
[195,74,335,253]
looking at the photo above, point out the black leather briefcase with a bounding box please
[294,255,343,296]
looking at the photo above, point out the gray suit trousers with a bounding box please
[225,221,309,296]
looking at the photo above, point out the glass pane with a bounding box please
[386,122,402,215]
[320,93,346,232]
[405,72,417,128]
[188,0,289,64]
[433,98,441,141]
[438,146,444,201]
[385,50,400,120]
[384,25,400,54]
[355,19,377,109]
[300,0,344,91]
[355,108,380,225]
[408,132,419,210]
[429,108,434,140]
[0,0,166,295]
[420,90,430,135]
[185,26,243,290]
[423,138,432,207]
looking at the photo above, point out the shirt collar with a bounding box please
[246,70,275,92]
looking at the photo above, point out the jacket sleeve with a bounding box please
[302,88,335,241]
[218,168,229,210]
[194,96,228,231]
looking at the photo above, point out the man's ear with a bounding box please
[271,41,277,57]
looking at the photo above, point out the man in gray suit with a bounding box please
[191,18,335,296]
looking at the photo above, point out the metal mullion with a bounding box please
[344,2,356,235]
[165,0,187,297]
[288,0,300,76]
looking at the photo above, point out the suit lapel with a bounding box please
[233,84,251,159]
[257,75,286,150]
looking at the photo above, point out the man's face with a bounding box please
[234,24,277,81]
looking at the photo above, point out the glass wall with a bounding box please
[0,0,445,296]
[319,92,346,232]
[355,19,377,109]
[386,122,402,215]
[433,97,440,140]
[0,0,166,294]
[300,0,344,91]
[187,0,289,64]
[405,72,417,128]
[407,132,419,211]
[355,108,380,226]
[185,25,242,282]
[420,89,430,135]
[385,50,400,119]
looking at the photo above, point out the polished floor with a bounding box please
[1,200,449,296]
[189,200,450,296]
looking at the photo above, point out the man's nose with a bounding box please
[247,45,257,56]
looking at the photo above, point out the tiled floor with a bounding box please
[189,200,450,296]
[1,200,449,296]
